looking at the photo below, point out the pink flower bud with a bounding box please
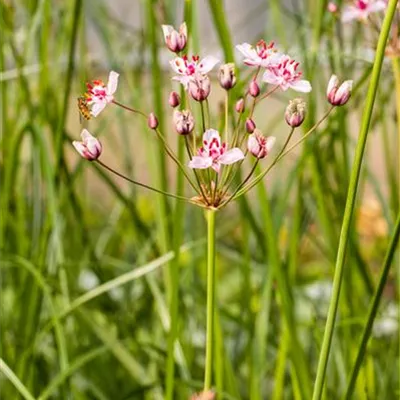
[173,109,195,135]
[218,63,236,90]
[235,98,245,113]
[148,112,159,129]
[72,129,102,161]
[168,91,181,108]
[285,98,306,127]
[188,74,211,102]
[327,2,338,13]
[249,81,260,97]
[327,75,353,106]
[162,22,187,53]
[247,130,276,159]
[246,118,256,133]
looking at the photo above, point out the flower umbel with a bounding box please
[72,129,102,161]
[84,71,119,117]
[189,129,244,173]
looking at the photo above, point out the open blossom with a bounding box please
[236,40,282,68]
[72,129,102,161]
[170,55,219,88]
[188,129,244,173]
[162,22,187,53]
[247,130,276,159]
[262,56,312,93]
[84,71,119,117]
[342,0,386,23]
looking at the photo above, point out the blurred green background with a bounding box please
[1,0,399,399]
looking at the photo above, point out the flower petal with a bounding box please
[236,43,257,59]
[262,69,279,85]
[162,24,174,40]
[368,1,386,13]
[90,101,107,117]
[341,6,361,22]
[265,136,276,153]
[219,148,245,165]
[72,140,86,158]
[289,79,312,93]
[188,156,213,169]
[107,71,119,95]
[197,56,219,74]
[202,129,221,147]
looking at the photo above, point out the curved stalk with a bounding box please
[312,2,399,398]
[96,160,190,201]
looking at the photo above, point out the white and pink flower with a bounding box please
[162,22,187,53]
[236,40,282,68]
[170,55,219,88]
[188,129,244,173]
[262,56,312,93]
[85,71,119,117]
[341,0,386,23]
[73,129,102,161]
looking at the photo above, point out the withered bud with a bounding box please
[173,109,195,135]
[218,63,236,90]
[168,91,181,108]
[249,80,260,97]
[246,118,256,133]
[235,98,245,113]
[188,74,211,102]
[147,112,159,129]
[285,98,306,128]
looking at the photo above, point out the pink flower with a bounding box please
[170,55,219,88]
[262,56,312,92]
[247,130,276,159]
[72,129,102,161]
[162,22,187,53]
[85,71,119,117]
[236,40,282,68]
[188,129,244,173]
[342,0,386,23]
[327,2,338,13]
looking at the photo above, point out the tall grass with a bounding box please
[1,1,399,399]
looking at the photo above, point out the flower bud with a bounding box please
[168,91,181,108]
[327,2,338,13]
[249,81,260,97]
[327,75,353,106]
[188,74,211,102]
[235,98,245,113]
[148,112,159,129]
[285,98,306,127]
[246,118,256,133]
[247,130,276,159]
[173,109,195,135]
[72,129,102,161]
[218,63,236,90]
[162,22,187,53]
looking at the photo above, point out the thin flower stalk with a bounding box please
[312,2,398,398]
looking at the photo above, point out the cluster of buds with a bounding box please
[72,21,352,211]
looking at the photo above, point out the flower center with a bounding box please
[356,0,368,10]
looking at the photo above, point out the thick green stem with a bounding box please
[344,212,400,399]
[204,208,217,390]
[312,2,399,398]
[391,56,400,214]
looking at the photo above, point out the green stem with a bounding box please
[344,212,400,399]
[391,56,400,214]
[312,2,399,398]
[204,208,217,390]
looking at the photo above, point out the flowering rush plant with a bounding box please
[73,21,352,395]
